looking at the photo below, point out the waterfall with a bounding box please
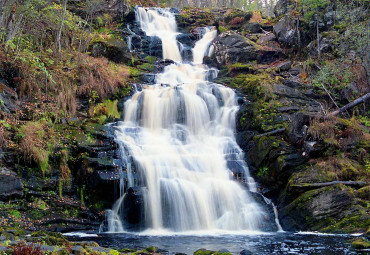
[108,7,266,233]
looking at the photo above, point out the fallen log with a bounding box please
[291,181,368,190]
[331,93,370,116]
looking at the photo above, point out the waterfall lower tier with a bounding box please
[107,6,269,233]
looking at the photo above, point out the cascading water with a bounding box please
[107,7,267,233]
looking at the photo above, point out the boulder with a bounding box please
[273,16,298,47]
[274,0,295,17]
[90,38,132,64]
[276,60,292,71]
[307,37,332,56]
[211,33,283,66]
[0,168,24,200]
[244,22,262,33]
[287,112,309,146]
[279,186,356,231]
[257,33,276,45]
[122,187,145,230]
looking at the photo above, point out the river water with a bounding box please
[66,231,367,255]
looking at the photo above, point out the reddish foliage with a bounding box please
[230,17,245,25]
[9,242,44,255]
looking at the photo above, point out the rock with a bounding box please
[0,90,17,113]
[273,16,297,47]
[71,245,87,255]
[212,33,282,66]
[0,168,24,200]
[274,84,304,99]
[277,60,292,71]
[274,0,295,17]
[218,249,230,253]
[0,246,12,253]
[257,33,276,45]
[307,37,332,56]
[287,112,309,146]
[122,187,145,229]
[351,238,370,249]
[90,38,132,64]
[244,23,262,33]
[240,250,254,255]
[105,0,130,21]
[273,16,310,47]
[0,231,16,241]
[279,186,355,231]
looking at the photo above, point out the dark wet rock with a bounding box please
[211,33,283,66]
[240,249,254,255]
[287,112,309,146]
[274,84,304,99]
[0,90,17,113]
[0,168,24,200]
[155,59,176,73]
[122,187,145,230]
[25,177,57,191]
[277,60,291,71]
[244,23,262,33]
[279,186,356,231]
[273,16,309,47]
[307,37,332,56]
[273,0,295,17]
[257,33,276,45]
[90,38,132,64]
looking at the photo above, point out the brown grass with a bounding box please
[230,17,245,25]
[17,121,54,175]
[77,54,129,101]
[57,85,77,117]
[250,11,262,23]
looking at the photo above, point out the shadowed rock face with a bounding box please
[279,186,355,231]
[210,33,283,67]
[0,168,24,200]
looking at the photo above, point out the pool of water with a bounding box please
[65,231,369,255]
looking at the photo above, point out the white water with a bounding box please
[108,7,266,233]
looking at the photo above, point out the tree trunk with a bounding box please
[57,0,68,54]
[316,15,320,58]
[331,93,370,116]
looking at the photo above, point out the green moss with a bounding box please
[9,210,21,219]
[356,186,370,199]
[193,249,232,255]
[137,62,155,72]
[351,238,370,249]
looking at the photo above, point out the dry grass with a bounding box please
[309,116,368,148]
[250,11,263,23]
[311,155,368,181]
[17,121,54,176]
[77,54,129,101]
[57,85,77,117]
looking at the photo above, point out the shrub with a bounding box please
[9,242,44,255]
[230,17,245,25]
[77,54,129,101]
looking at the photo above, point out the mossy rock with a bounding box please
[356,186,370,199]
[0,232,16,241]
[90,38,132,64]
[193,249,232,255]
[30,231,67,245]
[351,238,370,249]
[119,248,136,252]
[145,246,156,252]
